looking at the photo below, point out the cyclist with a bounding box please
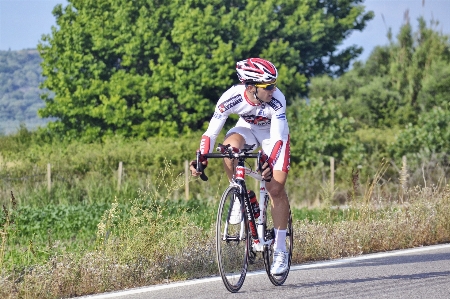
[190,57,291,275]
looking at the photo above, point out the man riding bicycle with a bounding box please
[190,58,291,275]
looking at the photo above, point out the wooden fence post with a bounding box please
[117,161,123,191]
[47,163,51,193]
[185,160,189,200]
[330,157,335,193]
[400,155,408,203]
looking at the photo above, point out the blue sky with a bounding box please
[0,0,449,62]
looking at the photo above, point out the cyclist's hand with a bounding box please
[259,153,273,182]
[189,160,207,176]
[261,161,273,181]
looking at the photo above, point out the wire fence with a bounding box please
[1,156,449,207]
[0,161,194,200]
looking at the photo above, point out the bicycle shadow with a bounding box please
[311,251,450,269]
[286,250,450,288]
[288,270,450,289]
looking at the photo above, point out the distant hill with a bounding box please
[0,49,54,135]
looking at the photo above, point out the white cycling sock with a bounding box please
[273,228,287,252]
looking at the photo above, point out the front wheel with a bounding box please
[262,195,293,286]
[216,185,249,293]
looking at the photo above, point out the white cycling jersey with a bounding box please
[199,84,290,172]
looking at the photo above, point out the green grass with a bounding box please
[1,129,450,298]
[0,194,219,269]
[1,194,336,270]
[2,179,450,298]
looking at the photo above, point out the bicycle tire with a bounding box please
[262,195,293,286]
[216,185,250,293]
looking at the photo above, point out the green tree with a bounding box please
[287,98,364,167]
[38,0,373,140]
[389,104,450,159]
[309,17,450,129]
[416,59,450,110]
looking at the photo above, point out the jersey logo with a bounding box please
[218,94,243,113]
[276,113,286,120]
[213,112,224,120]
[200,135,211,154]
[268,98,283,111]
[242,114,271,126]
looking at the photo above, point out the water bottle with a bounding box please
[248,190,260,218]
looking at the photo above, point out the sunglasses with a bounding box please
[254,80,277,90]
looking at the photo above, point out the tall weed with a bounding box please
[1,131,450,298]
[1,163,450,298]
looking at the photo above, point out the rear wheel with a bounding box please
[216,185,249,293]
[262,195,293,286]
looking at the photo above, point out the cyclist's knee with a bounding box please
[223,133,246,149]
[267,171,287,189]
[266,183,286,199]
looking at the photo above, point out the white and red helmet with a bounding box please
[236,58,278,83]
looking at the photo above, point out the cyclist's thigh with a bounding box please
[224,127,258,149]
[271,135,291,173]
[257,132,290,174]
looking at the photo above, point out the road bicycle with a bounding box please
[195,143,293,293]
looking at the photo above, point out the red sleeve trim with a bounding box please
[200,135,211,154]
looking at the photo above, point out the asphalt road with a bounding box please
[80,243,450,299]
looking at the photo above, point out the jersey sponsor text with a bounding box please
[218,94,243,113]
[268,98,283,111]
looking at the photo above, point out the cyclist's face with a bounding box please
[254,81,277,102]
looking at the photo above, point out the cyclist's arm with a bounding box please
[200,112,228,155]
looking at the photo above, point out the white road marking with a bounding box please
[78,243,450,298]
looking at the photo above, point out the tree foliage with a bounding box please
[310,17,450,128]
[287,98,364,167]
[309,17,450,160]
[389,104,450,159]
[38,0,373,140]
